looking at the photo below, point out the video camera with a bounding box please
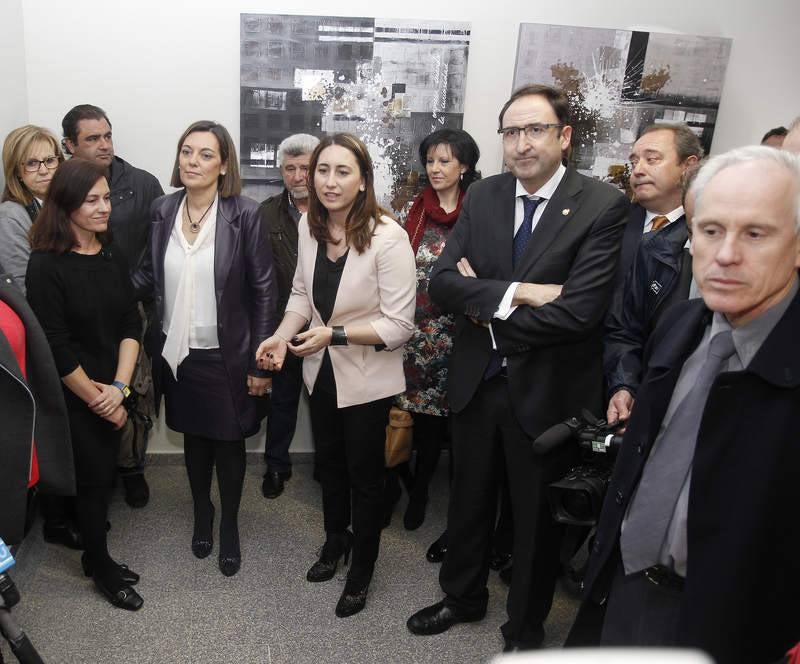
[533,410,625,528]
[0,539,44,663]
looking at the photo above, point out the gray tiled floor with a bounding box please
[9,459,579,664]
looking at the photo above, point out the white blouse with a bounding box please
[161,194,219,377]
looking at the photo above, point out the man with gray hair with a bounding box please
[259,133,319,498]
[571,146,800,664]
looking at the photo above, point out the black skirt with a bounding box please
[162,348,245,442]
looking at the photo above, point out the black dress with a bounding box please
[26,246,140,486]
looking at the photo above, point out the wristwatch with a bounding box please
[112,380,132,399]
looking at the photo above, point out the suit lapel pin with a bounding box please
[562,208,570,216]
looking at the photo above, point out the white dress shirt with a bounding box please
[493,163,567,322]
[643,205,684,233]
[162,195,220,377]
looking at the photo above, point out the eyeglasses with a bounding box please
[498,124,564,142]
[22,156,59,172]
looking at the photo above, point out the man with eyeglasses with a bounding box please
[62,104,163,509]
[257,133,319,499]
[407,84,629,651]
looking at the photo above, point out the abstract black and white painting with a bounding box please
[512,23,731,190]
[240,14,471,210]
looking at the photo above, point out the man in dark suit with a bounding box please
[573,145,800,664]
[617,122,701,285]
[406,84,629,650]
[609,123,702,425]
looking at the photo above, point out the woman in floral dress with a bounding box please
[393,128,480,543]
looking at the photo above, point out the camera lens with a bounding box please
[561,489,594,521]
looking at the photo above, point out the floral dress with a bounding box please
[395,221,455,416]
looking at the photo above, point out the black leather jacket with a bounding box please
[132,192,277,437]
[107,156,163,275]
[258,189,299,316]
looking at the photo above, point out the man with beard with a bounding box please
[258,134,319,499]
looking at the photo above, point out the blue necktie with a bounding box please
[513,196,542,269]
[484,196,543,381]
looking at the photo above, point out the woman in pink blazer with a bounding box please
[257,133,415,617]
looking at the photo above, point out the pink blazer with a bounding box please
[285,214,416,408]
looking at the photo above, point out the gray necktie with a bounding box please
[621,329,736,574]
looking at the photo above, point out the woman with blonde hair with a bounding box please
[257,133,416,617]
[0,125,64,293]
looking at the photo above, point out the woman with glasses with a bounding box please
[257,133,416,617]
[0,125,64,293]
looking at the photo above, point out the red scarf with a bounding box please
[405,186,465,255]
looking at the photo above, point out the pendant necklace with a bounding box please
[186,197,215,233]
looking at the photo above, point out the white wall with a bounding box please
[0,0,29,183]
[11,0,800,451]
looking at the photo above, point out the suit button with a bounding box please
[593,539,601,553]
[636,444,644,455]
[615,490,624,504]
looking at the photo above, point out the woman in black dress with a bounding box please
[27,158,143,610]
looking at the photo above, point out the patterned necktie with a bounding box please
[620,329,737,574]
[513,196,542,269]
[651,215,669,232]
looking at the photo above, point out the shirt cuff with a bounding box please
[494,282,520,320]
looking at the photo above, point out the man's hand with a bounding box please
[457,257,478,278]
[88,380,124,418]
[289,326,333,357]
[513,283,563,308]
[456,257,490,326]
[247,374,272,398]
[607,389,634,432]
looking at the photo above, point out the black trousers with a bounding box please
[440,376,568,646]
[65,391,121,571]
[600,563,682,646]
[264,352,303,474]
[309,387,391,584]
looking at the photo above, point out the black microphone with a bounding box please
[532,422,574,455]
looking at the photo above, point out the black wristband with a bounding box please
[330,325,348,346]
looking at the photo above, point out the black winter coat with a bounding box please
[583,293,800,664]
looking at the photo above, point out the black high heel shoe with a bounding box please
[93,572,143,611]
[81,552,140,585]
[191,504,215,559]
[306,531,353,582]
[335,578,369,617]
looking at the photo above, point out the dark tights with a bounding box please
[77,486,115,578]
[184,435,246,557]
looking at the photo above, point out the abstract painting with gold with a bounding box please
[512,23,732,190]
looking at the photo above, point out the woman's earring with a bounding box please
[359,184,366,191]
